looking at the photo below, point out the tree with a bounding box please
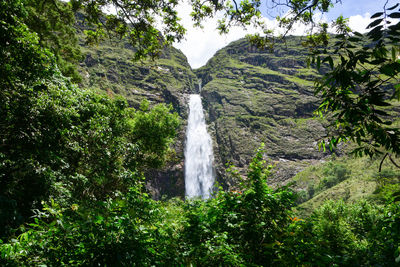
[15,0,186,81]
[70,0,186,60]
[0,0,180,238]
[24,0,83,82]
[313,4,400,163]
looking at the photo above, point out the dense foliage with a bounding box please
[2,146,400,266]
[314,4,400,159]
[24,0,82,82]
[279,200,400,266]
[0,0,179,239]
[0,146,294,265]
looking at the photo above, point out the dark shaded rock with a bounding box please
[145,164,185,200]
[84,53,98,67]
[138,67,150,75]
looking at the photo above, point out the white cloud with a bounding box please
[348,13,372,33]
[173,26,250,69]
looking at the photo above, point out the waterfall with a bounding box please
[184,93,214,199]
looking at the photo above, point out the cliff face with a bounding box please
[195,37,330,188]
[77,34,332,196]
[77,36,197,199]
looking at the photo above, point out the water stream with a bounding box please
[184,93,214,199]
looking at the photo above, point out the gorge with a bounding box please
[78,35,327,193]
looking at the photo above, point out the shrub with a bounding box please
[278,200,400,266]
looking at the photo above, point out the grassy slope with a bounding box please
[294,152,400,217]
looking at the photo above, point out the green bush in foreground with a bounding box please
[0,146,296,266]
[181,145,296,266]
[1,145,400,266]
[278,200,400,266]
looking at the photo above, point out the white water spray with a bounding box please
[184,93,215,199]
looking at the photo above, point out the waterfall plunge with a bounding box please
[184,94,215,199]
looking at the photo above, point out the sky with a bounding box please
[173,0,398,69]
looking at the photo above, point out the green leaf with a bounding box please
[370,12,383,19]
[380,63,400,76]
[323,56,334,69]
[367,18,383,29]
[353,31,364,37]
[95,216,104,224]
[387,3,399,10]
[348,37,360,42]
[389,12,400,19]
[367,25,383,39]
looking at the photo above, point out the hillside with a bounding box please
[196,37,332,188]
[195,36,399,206]
[76,34,334,195]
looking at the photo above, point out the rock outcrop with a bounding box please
[195,37,331,188]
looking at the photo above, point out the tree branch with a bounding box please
[379,152,388,172]
[389,154,400,169]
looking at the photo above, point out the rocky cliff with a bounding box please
[74,26,400,210]
[195,37,331,188]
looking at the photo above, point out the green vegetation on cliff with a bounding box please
[78,35,196,111]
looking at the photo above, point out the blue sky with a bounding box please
[326,0,398,19]
[259,0,397,19]
[174,0,399,68]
